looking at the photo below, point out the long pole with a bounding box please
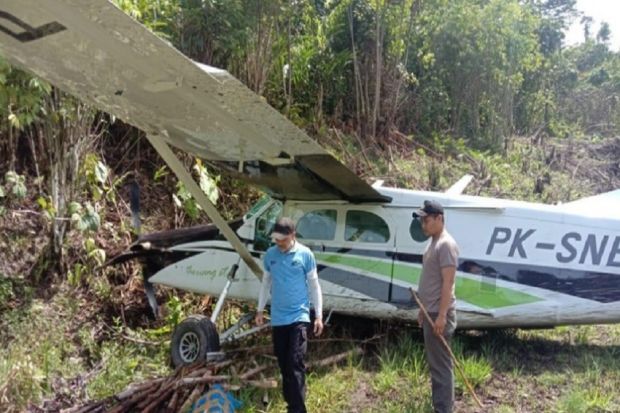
[410,288,484,409]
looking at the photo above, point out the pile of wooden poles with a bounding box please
[62,346,362,413]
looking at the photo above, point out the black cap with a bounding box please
[271,217,296,240]
[412,200,444,218]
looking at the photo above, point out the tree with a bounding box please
[408,0,540,148]
[596,22,611,45]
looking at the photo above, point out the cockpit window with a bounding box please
[253,200,282,251]
[345,210,390,243]
[245,195,272,220]
[297,210,337,240]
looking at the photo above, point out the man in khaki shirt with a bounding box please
[414,200,459,413]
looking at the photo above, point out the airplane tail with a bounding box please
[559,189,620,217]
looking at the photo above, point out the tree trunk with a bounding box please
[8,125,15,171]
[348,5,363,139]
[387,0,419,131]
[285,16,292,116]
[372,2,383,138]
[32,89,101,279]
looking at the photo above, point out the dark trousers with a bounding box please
[423,311,457,413]
[272,322,309,413]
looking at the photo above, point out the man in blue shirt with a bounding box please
[255,217,323,413]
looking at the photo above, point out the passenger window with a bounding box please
[297,210,337,240]
[345,211,390,243]
[409,216,429,242]
[254,201,282,251]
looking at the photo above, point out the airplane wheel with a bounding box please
[170,315,220,368]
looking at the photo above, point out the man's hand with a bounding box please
[434,313,446,337]
[313,318,324,336]
[255,311,264,326]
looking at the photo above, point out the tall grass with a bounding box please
[0,298,83,411]
[0,286,170,411]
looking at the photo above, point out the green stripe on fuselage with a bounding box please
[316,252,542,309]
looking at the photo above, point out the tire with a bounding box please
[170,315,220,368]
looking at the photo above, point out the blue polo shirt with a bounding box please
[263,241,317,326]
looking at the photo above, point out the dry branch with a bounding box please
[307,347,363,369]
[239,364,271,380]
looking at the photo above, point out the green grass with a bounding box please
[0,299,82,411]
[0,284,170,412]
[2,285,620,413]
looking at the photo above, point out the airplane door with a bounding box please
[338,208,395,303]
[390,208,428,307]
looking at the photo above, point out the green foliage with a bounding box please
[82,154,112,202]
[172,159,220,221]
[153,164,169,182]
[410,0,541,148]
[36,196,56,219]
[84,237,106,267]
[165,295,186,328]
[67,263,86,287]
[4,171,27,199]
[451,340,493,391]
[70,202,101,233]
[0,57,51,131]
[555,388,614,413]
[0,276,15,310]
[108,0,617,147]
[86,339,168,400]
[369,333,430,410]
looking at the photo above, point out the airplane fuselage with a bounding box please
[149,186,620,328]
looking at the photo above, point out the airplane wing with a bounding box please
[0,1,388,202]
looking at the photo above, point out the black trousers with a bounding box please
[272,322,309,413]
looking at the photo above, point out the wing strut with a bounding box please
[146,134,263,280]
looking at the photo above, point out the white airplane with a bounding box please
[1,1,618,367]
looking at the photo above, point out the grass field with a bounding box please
[237,322,620,413]
[1,286,619,412]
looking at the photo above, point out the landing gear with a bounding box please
[170,263,241,368]
[170,315,220,368]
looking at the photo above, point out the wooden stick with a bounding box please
[115,379,164,400]
[307,335,384,345]
[239,364,271,380]
[167,390,180,412]
[107,385,157,413]
[244,378,278,389]
[176,375,231,387]
[178,384,205,413]
[141,386,175,413]
[307,347,363,369]
[410,288,484,409]
[63,402,104,413]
